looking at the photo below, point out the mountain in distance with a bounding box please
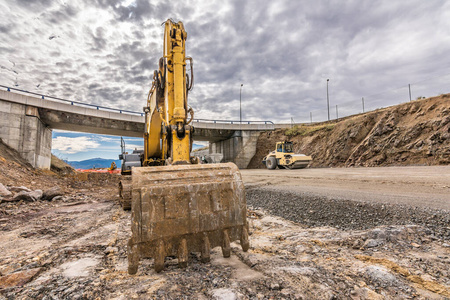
[66,143,206,169]
[66,158,121,170]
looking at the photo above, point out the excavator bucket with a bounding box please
[127,162,249,274]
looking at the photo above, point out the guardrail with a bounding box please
[0,84,144,116]
[0,84,274,126]
[194,119,274,125]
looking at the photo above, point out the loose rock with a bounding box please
[0,183,12,197]
[12,190,36,202]
[364,266,398,287]
[363,239,382,248]
[29,189,43,201]
[0,268,42,289]
[9,186,32,193]
[210,288,238,300]
[42,186,64,200]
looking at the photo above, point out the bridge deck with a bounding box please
[0,89,274,137]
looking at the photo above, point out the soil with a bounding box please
[1,146,449,299]
[248,94,450,169]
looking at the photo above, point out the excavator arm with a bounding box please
[143,20,194,166]
[126,19,249,274]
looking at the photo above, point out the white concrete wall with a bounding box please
[0,100,52,169]
[209,131,261,169]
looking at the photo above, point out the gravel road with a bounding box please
[241,166,450,210]
[242,166,450,239]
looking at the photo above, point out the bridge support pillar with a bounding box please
[0,100,52,169]
[209,130,260,169]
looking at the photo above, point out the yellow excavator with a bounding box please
[122,19,249,274]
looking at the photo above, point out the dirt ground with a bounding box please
[1,159,449,299]
[241,166,450,210]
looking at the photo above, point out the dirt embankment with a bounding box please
[0,140,117,199]
[248,94,450,168]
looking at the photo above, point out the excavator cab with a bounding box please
[122,20,249,274]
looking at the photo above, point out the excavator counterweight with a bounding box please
[121,19,249,274]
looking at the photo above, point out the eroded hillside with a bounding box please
[248,94,450,168]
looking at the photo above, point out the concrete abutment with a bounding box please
[207,131,261,169]
[0,100,52,169]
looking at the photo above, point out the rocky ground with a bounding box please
[248,94,450,169]
[0,142,449,299]
[0,186,449,299]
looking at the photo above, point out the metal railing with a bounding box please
[0,84,144,116]
[0,84,274,125]
[194,119,274,125]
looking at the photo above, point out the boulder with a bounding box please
[29,190,43,201]
[12,191,36,202]
[42,186,63,200]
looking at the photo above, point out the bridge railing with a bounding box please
[0,84,144,116]
[0,84,274,127]
[193,118,274,125]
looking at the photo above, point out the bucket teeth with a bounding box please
[127,239,139,275]
[241,226,250,252]
[222,229,231,258]
[178,238,188,268]
[127,162,249,273]
[201,233,211,263]
[154,240,165,273]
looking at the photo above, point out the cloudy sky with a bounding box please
[51,131,143,161]
[1,0,450,160]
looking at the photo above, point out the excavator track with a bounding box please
[118,177,132,210]
[127,162,249,274]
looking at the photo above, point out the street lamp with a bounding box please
[240,83,243,123]
[326,79,330,121]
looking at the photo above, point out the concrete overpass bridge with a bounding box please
[0,86,274,169]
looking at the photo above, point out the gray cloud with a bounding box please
[39,4,79,24]
[0,24,14,34]
[1,0,450,124]
[94,0,153,23]
[15,0,53,11]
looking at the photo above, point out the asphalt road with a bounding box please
[240,166,450,210]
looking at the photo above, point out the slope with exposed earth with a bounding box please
[248,94,450,169]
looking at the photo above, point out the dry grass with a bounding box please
[285,124,335,137]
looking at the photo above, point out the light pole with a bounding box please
[326,79,330,121]
[240,83,243,123]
